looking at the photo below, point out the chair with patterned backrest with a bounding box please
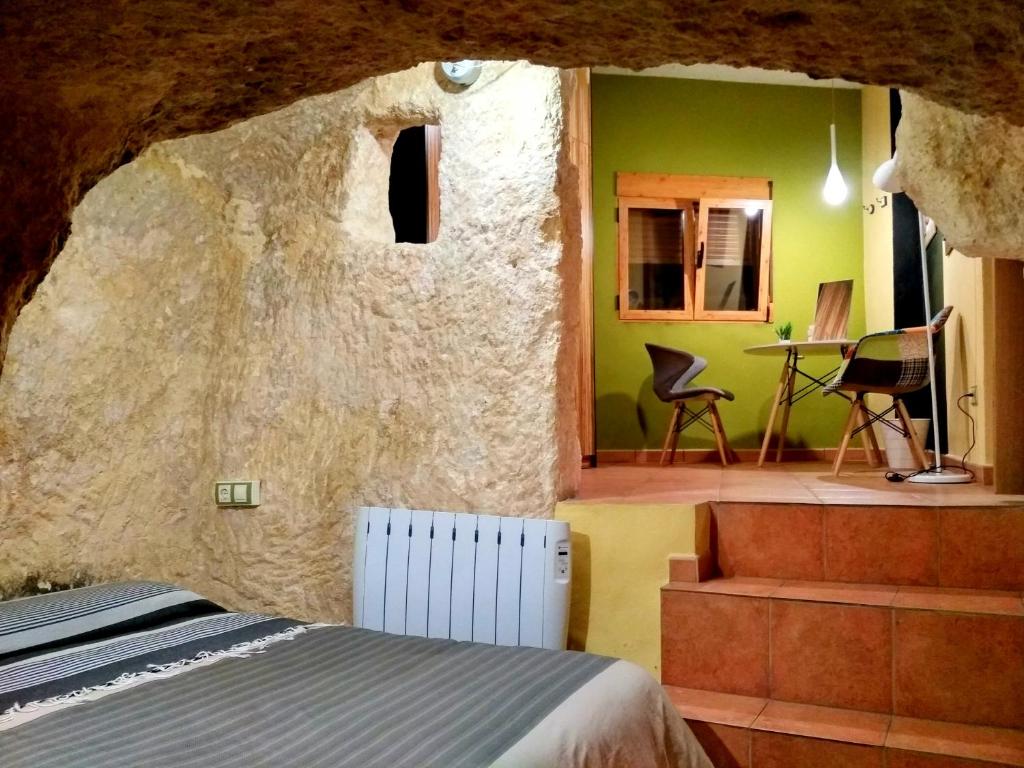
[824,306,953,475]
[645,343,736,466]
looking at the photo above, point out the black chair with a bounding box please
[645,343,736,466]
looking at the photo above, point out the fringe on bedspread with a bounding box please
[0,623,334,724]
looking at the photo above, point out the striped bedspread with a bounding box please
[0,581,301,714]
[4,626,617,767]
[0,583,712,768]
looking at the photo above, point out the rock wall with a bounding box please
[897,93,1024,260]
[6,1,1024,380]
[0,63,580,620]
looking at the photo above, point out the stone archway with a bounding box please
[3,0,1024,378]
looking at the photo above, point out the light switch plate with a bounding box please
[214,480,260,507]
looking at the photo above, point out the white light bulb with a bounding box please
[823,162,848,205]
[822,122,848,206]
[745,204,761,217]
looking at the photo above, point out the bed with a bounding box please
[1,581,712,768]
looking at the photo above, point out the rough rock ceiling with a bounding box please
[2,0,1023,375]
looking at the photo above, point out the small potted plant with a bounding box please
[775,321,793,342]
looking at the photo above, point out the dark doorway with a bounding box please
[890,90,947,452]
[389,125,440,244]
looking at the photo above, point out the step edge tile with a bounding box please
[893,586,1024,617]
[886,716,1024,767]
[663,685,767,728]
[663,577,782,597]
[750,700,891,747]
[774,580,899,607]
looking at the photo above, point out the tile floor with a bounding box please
[576,462,1024,507]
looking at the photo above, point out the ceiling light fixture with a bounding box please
[822,81,849,206]
[440,60,483,86]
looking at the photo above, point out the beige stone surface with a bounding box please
[0,63,580,620]
[5,1,1024,378]
[897,93,1024,261]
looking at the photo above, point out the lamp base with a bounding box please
[907,468,973,485]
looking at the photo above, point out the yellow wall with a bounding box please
[861,87,895,334]
[942,253,994,464]
[554,502,703,679]
[861,87,896,424]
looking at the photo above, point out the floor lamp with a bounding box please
[873,155,971,484]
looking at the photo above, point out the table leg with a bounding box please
[775,361,797,463]
[758,350,792,467]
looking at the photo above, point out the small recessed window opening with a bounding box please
[389,124,441,244]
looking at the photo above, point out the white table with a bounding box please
[744,340,876,466]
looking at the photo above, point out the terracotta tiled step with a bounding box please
[661,578,1024,728]
[664,577,1024,614]
[665,686,1024,768]
[710,502,1024,590]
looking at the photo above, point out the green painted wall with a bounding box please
[592,75,865,452]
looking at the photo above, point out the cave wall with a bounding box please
[6,1,1024,382]
[897,93,1024,261]
[0,62,580,619]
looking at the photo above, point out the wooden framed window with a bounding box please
[616,173,773,322]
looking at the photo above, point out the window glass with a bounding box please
[626,208,685,311]
[701,207,763,312]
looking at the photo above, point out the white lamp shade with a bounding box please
[823,162,848,205]
[872,153,903,193]
[822,123,848,206]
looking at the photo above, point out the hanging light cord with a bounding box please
[830,80,836,162]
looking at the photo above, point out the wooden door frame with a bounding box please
[567,68,596,465]
[992,258,1024,493]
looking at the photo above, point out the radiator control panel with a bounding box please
[555,541,570,581]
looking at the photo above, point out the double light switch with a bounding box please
[214,480,261,507]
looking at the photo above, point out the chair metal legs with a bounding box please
[660,397,733,467]
[834,395,928,476]
[858,406,883,468]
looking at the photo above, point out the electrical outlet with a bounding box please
[214,480,260,508]
[216,484,231,504]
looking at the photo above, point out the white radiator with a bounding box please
[352,506,571,650]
